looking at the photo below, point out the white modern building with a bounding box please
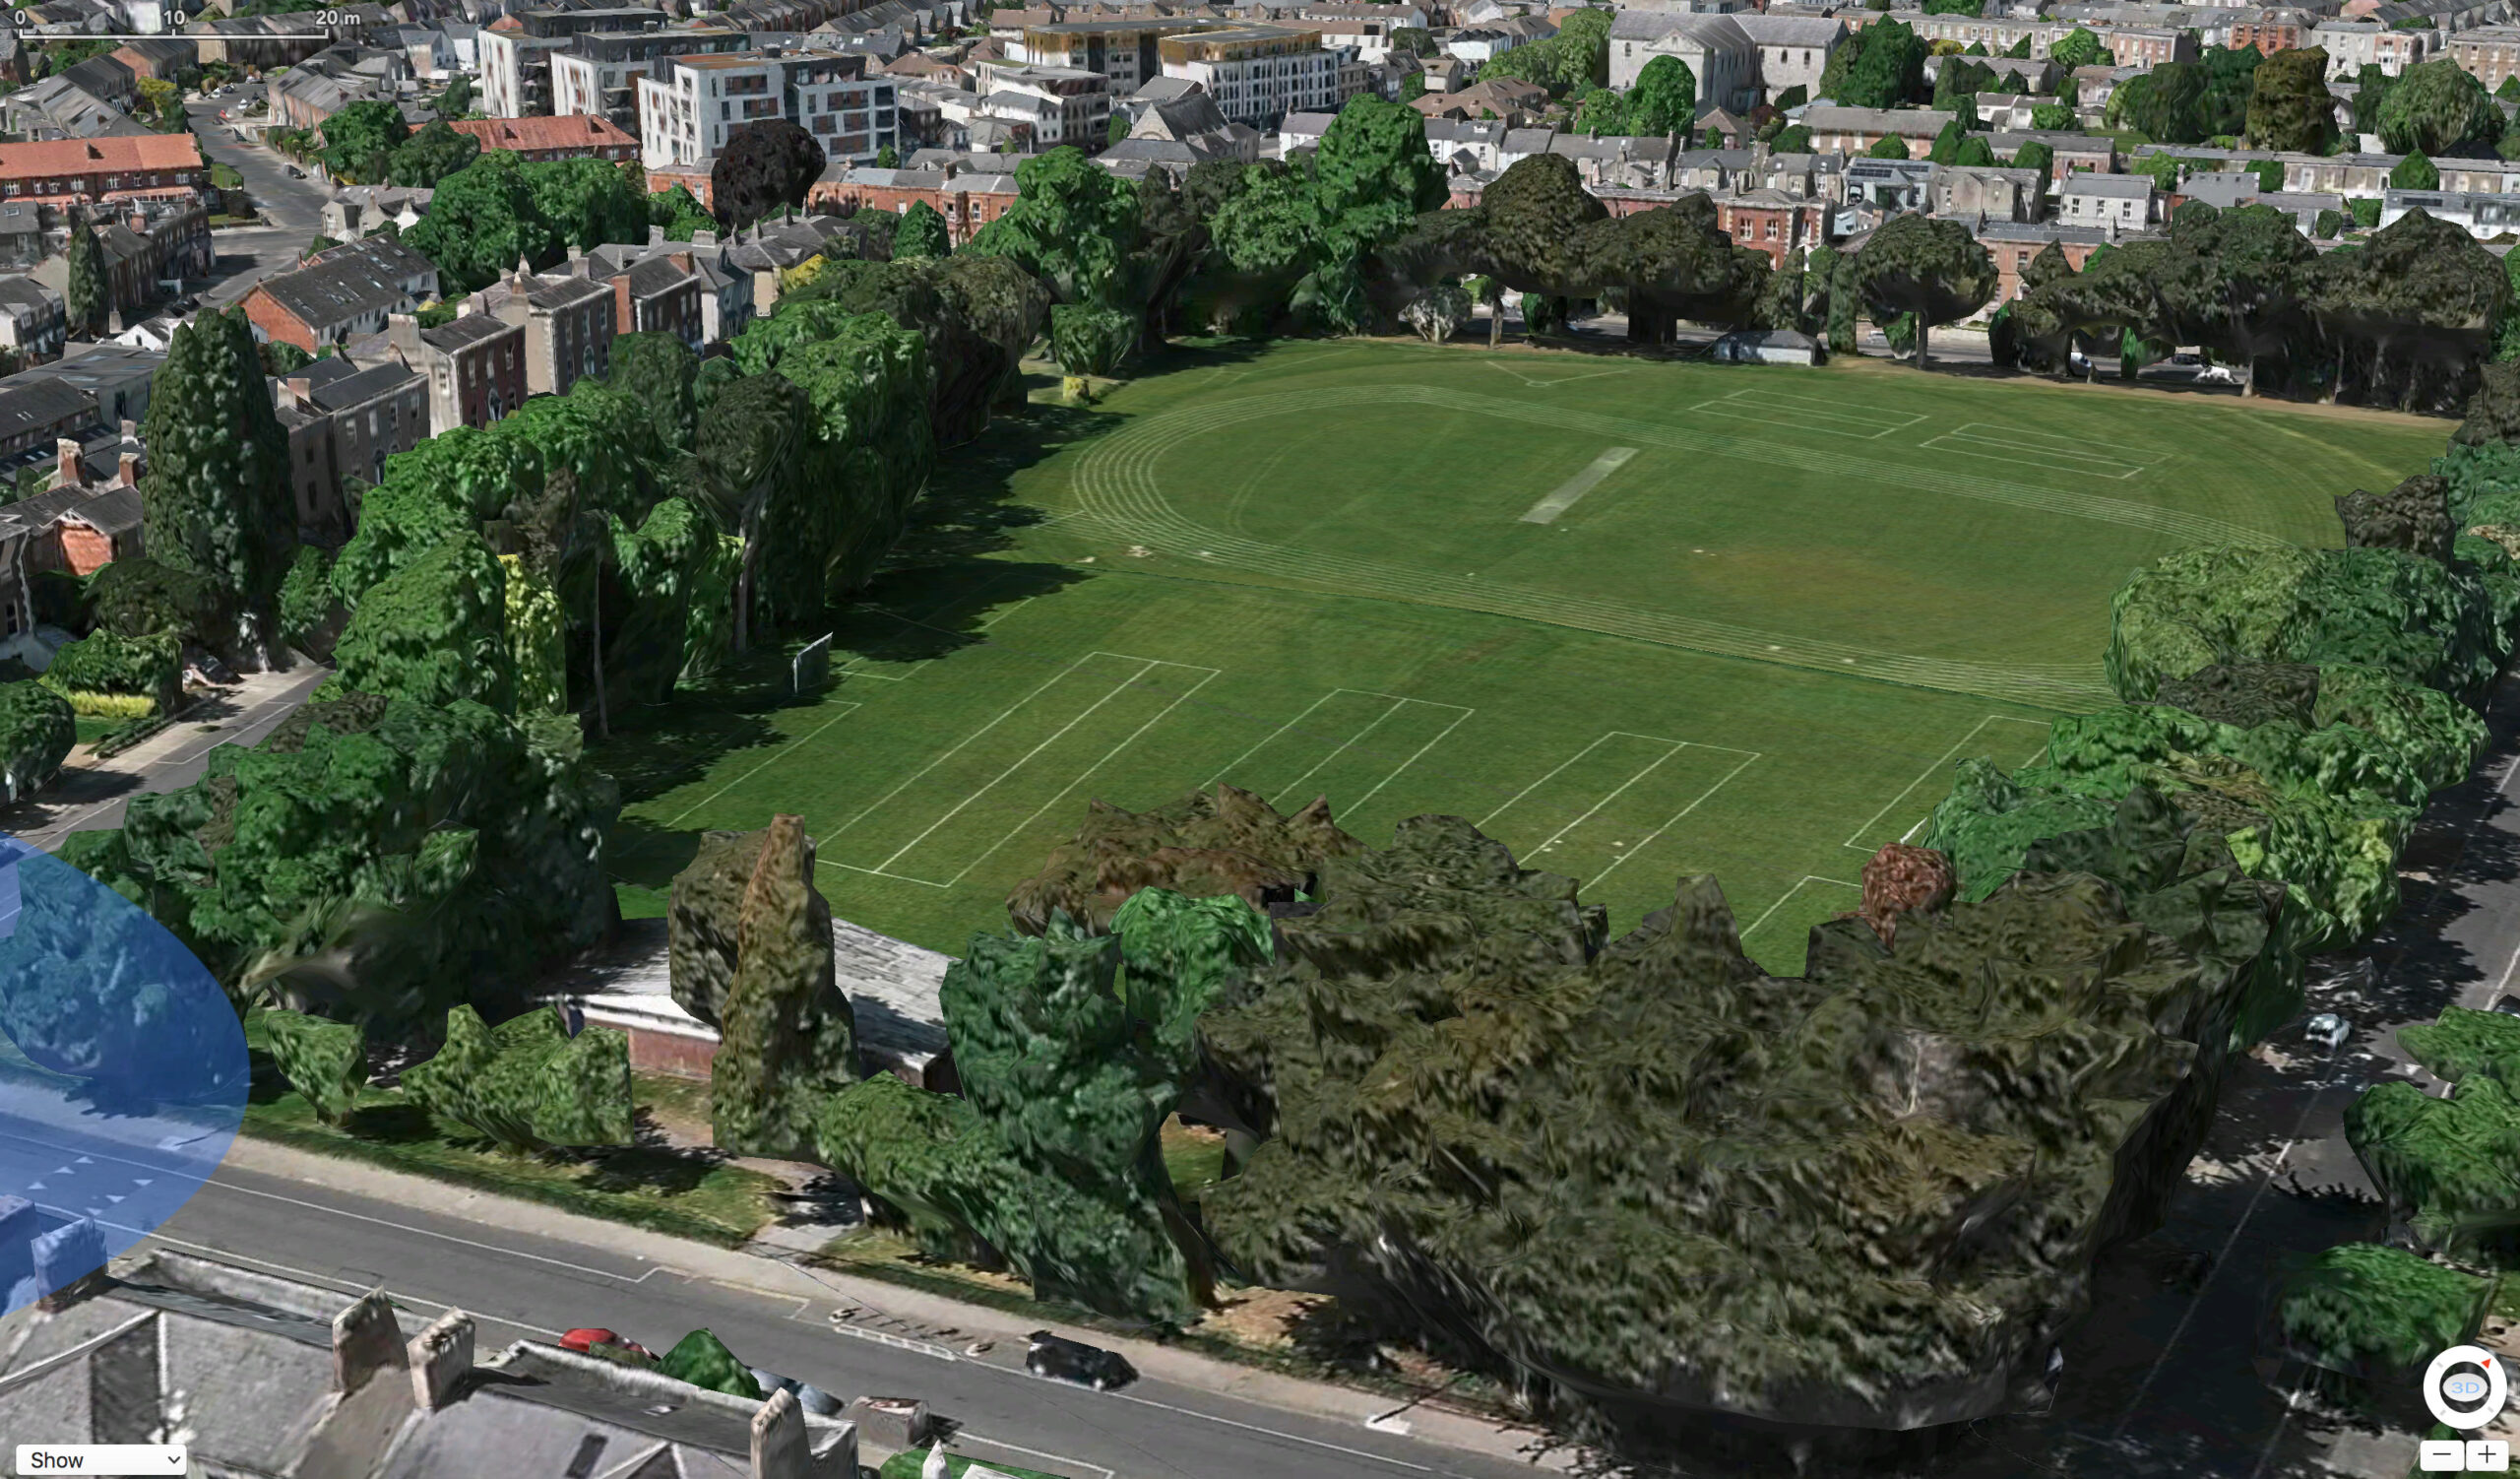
[973,59,1112,147]
[638,46,899,172]
[1158,24,1349,129]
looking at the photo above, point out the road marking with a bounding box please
[1098,1386,1448,1474]
[184,1179,683,1285]
[1519,447,1638,525]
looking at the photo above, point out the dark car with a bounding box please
[1025,1330,1135,1391]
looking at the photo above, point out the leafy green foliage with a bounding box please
[1474,7,1608,96]
[651,185,716,242]
[261,1007,367,1126]
[386,119,478,188]
[0,680,71,804]
[63,695,617,1024]
[2246,45,2339,154]
[1195,815,2277,1435]
[968,146,1146,308]
[2400,1005,2520,1085]
[599,332,699,455]
[63,217,104,337]
[405,150,651,292]
[402,1004,633,1152]
[500,553,564,713]
[1621,54,1695,137]
[2391,150,2440,191]
[710,817,856,1161]
[2347,1074,2520,1254]
[2278,1243,2490,1383]
[2376,59,2498,156]
[278,546,339,657]
[1854,212,1995,363]
[140,308,295,638]
[2048,27,2107,72]
[87,557,230,651]
[1049,302,1135,377]
[658,1329,761,1399]
[328,534,514,713]
[1834,18,1927,108]
[1007,782,1363,933]
[319,99,409,184]
[893,199,950,259]
[41,631,177,707]
[710,119,824,229]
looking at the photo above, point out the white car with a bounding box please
[2193,363,2238,386]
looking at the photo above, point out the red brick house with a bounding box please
[1978,222,2120,304]
[241,235,440,354]
[448,114,638,164]
[1712,190,1830,267]
[608,253,704,352]
[807,164,1021,245]
[0,135,207,209]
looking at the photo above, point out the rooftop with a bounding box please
[448,113,636,153]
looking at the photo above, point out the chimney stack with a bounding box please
[116,451,138,488]
[331,1289,408,1396]
[407,1309,474,1412]
[750,1387,811,1479]
[117,418,134,443]
[386,311,423,356]
[54,437,80,489]
[649,224,666,246]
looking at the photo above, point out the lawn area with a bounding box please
[239,1015,783,1246]
[599,340,2447,973]
[72,716,116,747]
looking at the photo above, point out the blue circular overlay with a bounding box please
[0,838,245,1316]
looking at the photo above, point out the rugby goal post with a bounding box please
[793,633,834,693]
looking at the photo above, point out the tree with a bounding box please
[650,184,715,241]
[387,119,479,188]
[404,1004,632,1153]
[2012,139,2054,177]
[326,533,515,712]
[601,332,699,453]
[435,74,472,117]
[62,214,105,337]
[1838,17,1926,108]
[1855,213,1995,370]
[1923,0,1982,13]
[1826,247,1859,353]
[1476,7,1608,95]
[1867,133,1911,159]
[530,156,649,254]
[874,143,900,168]
[404,151,557,291]
[1773,122,1814,153]
[711,815,856,1161]
[2117,61,2213,144]
[2353,63,2394,135]
[136,75,181,130]
[320,99,410,185]
[1949,133,1997,167]
[659,1330,760,1400]
[2376,59,2496,156]
[968,146,1143,306]
[1926,115,1969,163]
[261,1008,366,1127]
[2048,27,2108,73]
[710,119,825,229]
[690,374,806,653]
[2031,101,2076,130]
[2247,46,2339,154]
[1624,53,1697,137]
[2392,150,2441,190]
[1049,302,1135,375]
[140,308,295,651]
[893,199,950,259]
[0,680,71,804]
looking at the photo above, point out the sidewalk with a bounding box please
[216,1133,1579,1473]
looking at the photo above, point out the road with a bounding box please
[140,1162,1562,1479]
[184,97,325,308]
[0,663,331,853]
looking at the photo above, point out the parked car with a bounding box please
[2193,363,2237,386]
[284,164,305,178]
[1024,1331,1135,1391]
[559,1328,652,1360]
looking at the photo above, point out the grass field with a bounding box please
[599,340,2446,973]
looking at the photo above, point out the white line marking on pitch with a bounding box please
[1477,732,1623,826]
[1523,738,1689,853]
[1273,694,1412,804]
[662,703,861,828]
[1688,389,1922,439]
[1843,715,2052,852]
[936,662,1223,885]
[837,596,1035,681]
[825,654,1104,841]
[1346,702,1476,809]
[1741,874,1863,939]
[1206,689,1341,789]
[1586,747,1763,889]
[1520,446,1638,524]
[1483,360,1631,388]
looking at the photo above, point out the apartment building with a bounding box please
[1014,19,1197,92]
[974,60,1110,147]
[2448,22,2520,87]
[548,23,748,134]
[480,7,675,118]
[2106,27,2196,65]
[638,47,899,171]
[1158,25,1347,129]
[2317,18,2431,76]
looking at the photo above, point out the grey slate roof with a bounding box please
[0,374,93,442]
[418,312,514,352]
[259,236,436,330]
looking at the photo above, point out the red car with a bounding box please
[560,1328,652,1360]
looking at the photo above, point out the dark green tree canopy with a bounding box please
[1854,213,1996,368]
[140,307,295,641]
[2246,46,2339,154]
[2377,59,2498,155]
[387,119,480,188]
[709,119,826,229]
[319,99,410,184]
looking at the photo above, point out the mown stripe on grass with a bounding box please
[1067,386,2129,711]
